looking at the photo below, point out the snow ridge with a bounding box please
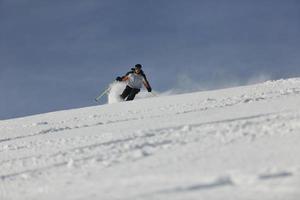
[1,78,300,200]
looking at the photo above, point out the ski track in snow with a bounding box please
[1,79,300,143]
[1,78,300,199]
[1,111,300,180]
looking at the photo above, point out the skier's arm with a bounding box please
[143,81,152,92]
[122,76,129,81]
[116,76,129,82]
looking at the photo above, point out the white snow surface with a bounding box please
[1,78,300,200]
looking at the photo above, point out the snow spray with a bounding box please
[107,82,126,104]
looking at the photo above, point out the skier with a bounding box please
[116,64,152,101]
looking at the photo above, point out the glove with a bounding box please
[116,76,122,81]
[147,86,152,92]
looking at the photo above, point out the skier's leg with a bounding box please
[126,88,140,101]
[120,86,133,100]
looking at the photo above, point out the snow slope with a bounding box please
[1,78,300,200]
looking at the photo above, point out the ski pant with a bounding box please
[120,86,140,101]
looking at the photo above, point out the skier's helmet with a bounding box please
[135,64,142,69]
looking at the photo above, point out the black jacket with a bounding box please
[122,68,151,87]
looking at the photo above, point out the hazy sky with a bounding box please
[1,0,300,120]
